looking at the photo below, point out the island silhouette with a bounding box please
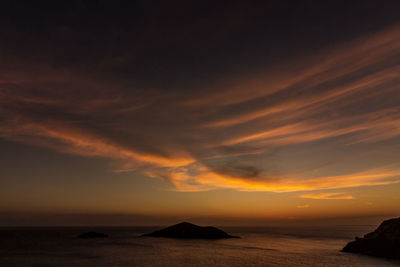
[142,222,239,239]
[342,217,400,259]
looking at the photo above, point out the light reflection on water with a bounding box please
[0,226,399,266]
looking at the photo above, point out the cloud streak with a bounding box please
[1,24,400,193]
[300,193,354,200]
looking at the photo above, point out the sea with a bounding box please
[0,225,399,266]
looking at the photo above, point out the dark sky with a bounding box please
[2,0,399,88]
[1,1,400,225]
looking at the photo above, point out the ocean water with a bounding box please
[0,225,399,266]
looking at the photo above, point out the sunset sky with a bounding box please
[1,1,400,226]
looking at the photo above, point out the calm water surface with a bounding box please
[0,226,399,266]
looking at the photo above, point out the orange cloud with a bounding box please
[201,26,400,128]
[159,165,400,193]
[0,122,194,168]
[1,25,399,195]
[300,193,354,200]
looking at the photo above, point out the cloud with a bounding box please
[0,120,194,168]
[200,25,400,129]
[163,165,400,193]
[1,24,400,193]
[300,193,354,200]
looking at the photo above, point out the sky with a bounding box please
[1,1,400,226]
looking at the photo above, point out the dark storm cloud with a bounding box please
[1,1,400,191]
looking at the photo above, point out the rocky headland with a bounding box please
[342,217,400,259]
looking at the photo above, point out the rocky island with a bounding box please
[342,217,400,259]
[142,222,239,239]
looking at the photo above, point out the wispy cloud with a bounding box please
[300,193,354,200]
[1,25,400,193]
[160,165,400,193]
[0,121,194,168]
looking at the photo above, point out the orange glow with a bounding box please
[1,25,399,220]
[160,165,400,193]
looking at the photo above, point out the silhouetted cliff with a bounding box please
[342,217,400,259]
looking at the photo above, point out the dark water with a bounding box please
[1,225,399,266]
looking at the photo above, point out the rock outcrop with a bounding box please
[142,222,239,239]
[342,217,400,259]
[78,231,108,238]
